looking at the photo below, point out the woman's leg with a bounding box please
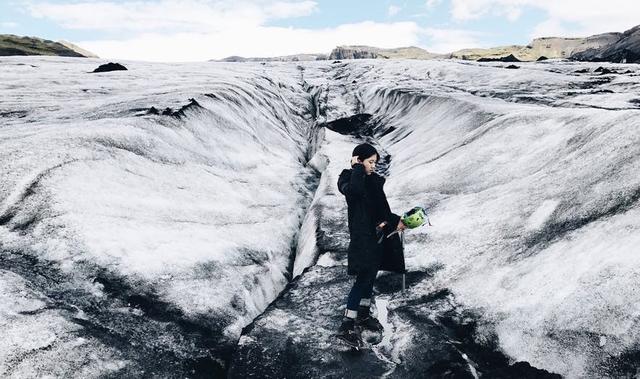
[358,270,378,309]
[345,269,377,318]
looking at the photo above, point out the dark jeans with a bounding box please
[346,269,378,311]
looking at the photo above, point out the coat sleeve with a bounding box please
[337,163,366,197]
[376,182,402,235]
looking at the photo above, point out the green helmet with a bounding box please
[401,206,428,229]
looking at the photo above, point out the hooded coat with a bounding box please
[337,163,406,275]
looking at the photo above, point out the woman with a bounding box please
[335,143,406,348]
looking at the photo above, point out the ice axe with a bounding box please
[387,206,432,292]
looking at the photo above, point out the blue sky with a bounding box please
[1,0,638,61]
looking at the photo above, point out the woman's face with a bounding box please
[362,154,377,175]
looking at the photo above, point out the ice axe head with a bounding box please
[401,206,428,229]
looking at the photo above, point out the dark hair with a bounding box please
[352,143,379,162]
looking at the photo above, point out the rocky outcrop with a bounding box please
[329,46,379,59]
[477,54,521,62]
[570,25,640,63]
[92,62,128,73]
[529,34,619,59]
[0,34,96,57]
[329,45,442,60]
[452,33,619,62]
[452,45,526,61]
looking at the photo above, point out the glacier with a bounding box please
[1,56,639,378]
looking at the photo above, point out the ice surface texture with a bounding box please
[1,56,639,377]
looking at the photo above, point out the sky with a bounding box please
[1,0,639,62]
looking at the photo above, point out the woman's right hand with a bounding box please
[350,156,362,167]
[396,219,407,231]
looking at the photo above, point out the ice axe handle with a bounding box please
[386,230,401,239]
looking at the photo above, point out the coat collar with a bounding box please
[366,172,386,187]
[341,168,386,185]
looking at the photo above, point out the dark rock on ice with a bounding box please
[171,98,202,118]
[478,54,521,62]
[594,66,615,75]
[146,99,202,118]
[321,113,373,137]
[537,56,549,61]
[0,110,28,118]
[505,64,520,69]
[92,62,128,73]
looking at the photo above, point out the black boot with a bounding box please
[356,306,383,333]
[336,317,362,348]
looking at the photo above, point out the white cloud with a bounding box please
[1,21,19,28]
[27,1,317,32]
[421,27,488,53]
[450,0,640,37]
[388,5,401,16]
[78,21,423,61]
[529,19,580,39]
[426,0,442,8]
[264,1,318,18]
[527,1,640,38]
[450,0,529,22]
[503,6,522,22]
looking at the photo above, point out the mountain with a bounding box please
[329,45,442,60]
[217,53,328,62]
[571,25,640,63]
[451,34,620,61]
[216,24,640,64]
[0,34,97,57]
[217,46,442,62]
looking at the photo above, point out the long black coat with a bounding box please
[337,163,406,275]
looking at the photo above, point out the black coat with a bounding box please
[337,163,406,275]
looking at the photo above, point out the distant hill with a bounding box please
[216,24,640,64]
[217,53,328,62]
[570,25,640,63]
[328,45,442,60]
[451,33,620,62]
[0,34,97,57]
[217,46,442,62]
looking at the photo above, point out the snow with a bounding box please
[2,55,640,377]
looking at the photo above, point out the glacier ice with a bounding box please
[1,56,640,377]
